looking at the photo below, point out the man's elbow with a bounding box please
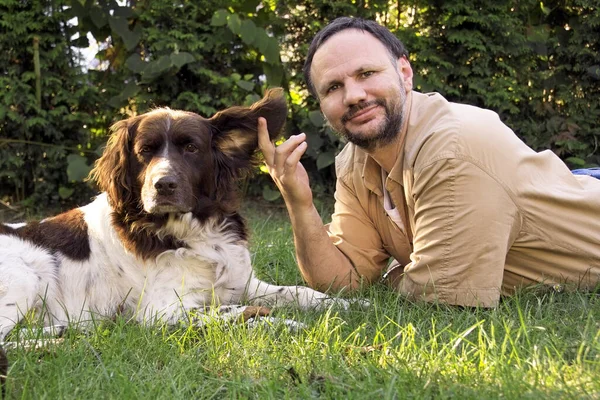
[308,273,364,295]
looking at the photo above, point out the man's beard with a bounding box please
[329,88,405,152]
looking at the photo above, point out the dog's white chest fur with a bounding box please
[52,194,253,324]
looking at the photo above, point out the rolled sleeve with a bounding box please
[327,178,390,284]
[399,157,521,307]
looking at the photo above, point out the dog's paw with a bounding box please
[316,297,370,311]
[246,316,307,333]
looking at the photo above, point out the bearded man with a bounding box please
[258,17,600,307]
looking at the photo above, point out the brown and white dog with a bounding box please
[0,88,348,341]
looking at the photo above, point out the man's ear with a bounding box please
[209,88,287,162]
[398,56,413,92]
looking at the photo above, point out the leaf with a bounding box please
[143,55,173,76]
[108,95,125,108]
[125,53,146,73]
[89,6,107,28]
[587,65,600,80]
[263,63,283,86]
[236,80,255,91]
[70,0,87,19]
[316,151,335,170]
[566,156,586,167]
[171,52,195,68]
[227,14,242,35]
[113,6,135,18]
[240,19,257,45]
[262,36,281,64]
[308,110,325,127]
[211,9,229,27]
[108,16,141,51]
[262,185,281,202]
[66,154,92,182]
[58,186,75,199]
[254,28,270,54]
[121,80,140,99]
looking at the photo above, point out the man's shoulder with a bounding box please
[411,92,503,137]
[407,92,513,168]
[334,142,367,180]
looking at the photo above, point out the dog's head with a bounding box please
[90,88,287,220]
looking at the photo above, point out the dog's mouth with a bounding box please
[142,196,193,215]
[145,200,192,215]
[151,204,191,215]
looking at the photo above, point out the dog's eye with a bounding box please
[139,145,152,154]
[184,143,199,153]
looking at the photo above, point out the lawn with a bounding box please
[2,200,599,399]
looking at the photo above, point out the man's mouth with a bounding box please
[346,105,379,123]
[342,100,383,125]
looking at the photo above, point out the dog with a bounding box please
[0,88,351,343]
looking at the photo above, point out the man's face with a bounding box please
[310,29,412,151]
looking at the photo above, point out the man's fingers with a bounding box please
[273,133,306,173]
[283,141,308,174]
[257,117,274,165]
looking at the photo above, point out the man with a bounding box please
[257,17,600,307]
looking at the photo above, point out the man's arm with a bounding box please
[257,118,361,292]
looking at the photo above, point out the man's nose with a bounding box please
[343,81,367,106]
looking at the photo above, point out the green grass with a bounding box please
[3,201,600,399]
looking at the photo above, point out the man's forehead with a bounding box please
[311,30,391,84]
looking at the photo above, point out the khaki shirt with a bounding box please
[327,91,600,307]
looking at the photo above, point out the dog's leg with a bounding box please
[0,241,59,341]
[0,278,37,342]
[244,277,354,310]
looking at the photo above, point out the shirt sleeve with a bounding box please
[326,177,390,285]
[398,157,521,307]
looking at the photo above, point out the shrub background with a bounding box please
[1,0,598,212]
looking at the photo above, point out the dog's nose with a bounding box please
[154,176,178,195]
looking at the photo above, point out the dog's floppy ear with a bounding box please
[209,87,287,167]
[89,116,140,210]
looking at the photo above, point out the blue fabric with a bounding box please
[572,167,600,179]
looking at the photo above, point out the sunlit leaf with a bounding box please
[240,19,257,45]
[227,14,242,35]
[236,80,255,91]
[263,63,283,86]
[211,9,229,26]
[66,154,92,182]
[58,186,75,199]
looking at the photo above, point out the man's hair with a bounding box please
[303,17,409,97]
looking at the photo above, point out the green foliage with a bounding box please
[0,0,598,211]
[0,0,102,210]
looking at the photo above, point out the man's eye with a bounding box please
[361,71,374,78]
[184,143,199,153]
[327,84,340,93]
